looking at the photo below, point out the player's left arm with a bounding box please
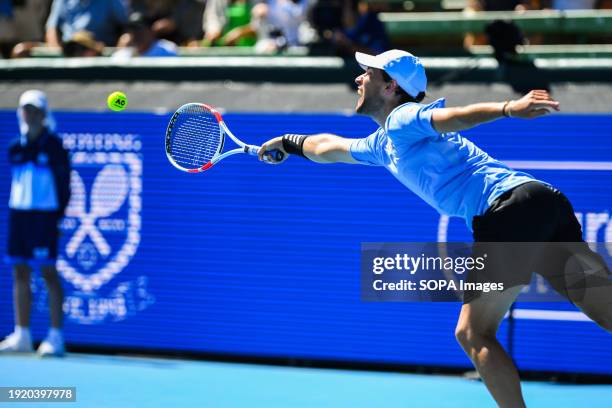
[431,89,560,134]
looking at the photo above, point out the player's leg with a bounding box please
[461,181,558,406]
[13,263,32,328]
[41,264,64,329]
[0,209,34,352]
[37,211,65,357]
[543,192,612,332]
[0,263,34,352]
[455,285,526,408]
[567,247,612,333]
[8,210,33,327]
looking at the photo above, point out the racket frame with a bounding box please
[165,103,267,173]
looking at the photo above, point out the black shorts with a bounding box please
[7,209,60,265]
[465,181,611,303]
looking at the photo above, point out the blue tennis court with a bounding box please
[2,353,612,407]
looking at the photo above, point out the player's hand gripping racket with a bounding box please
[165,103,284,173]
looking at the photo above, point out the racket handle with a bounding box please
[245,145,285,162]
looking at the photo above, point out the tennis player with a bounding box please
[0,90,70,357]
[258,49,612,407]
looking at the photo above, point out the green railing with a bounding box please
[380,10,612,36]
[1,55,611,82]
[24,43,612,59]
[468,44,612,58]
[27,46,309,58]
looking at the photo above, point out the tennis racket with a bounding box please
[165,103,284,173]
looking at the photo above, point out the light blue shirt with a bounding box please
[143,40,178,57]
[112,39,179,59]
[350,98,540,228]
[10,161,59,211]
[46,0,128,45]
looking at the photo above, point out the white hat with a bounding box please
[355,49,427,98]
[19,89,49,112]
[17,89,56,139]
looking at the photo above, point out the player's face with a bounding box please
[354,67,386,116]
[22,104,45,129]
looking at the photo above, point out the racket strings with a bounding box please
[168,105,222,168]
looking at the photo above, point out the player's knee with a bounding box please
[13,265,30,283]
[455,323,476,350]
[455,322,495,350]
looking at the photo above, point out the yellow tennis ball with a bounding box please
[107,91,128,112]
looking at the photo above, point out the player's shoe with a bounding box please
[0,331,34,353]
[37,333,65,357]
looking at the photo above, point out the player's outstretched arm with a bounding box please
[431,90,560,134]
[258,134,359,164]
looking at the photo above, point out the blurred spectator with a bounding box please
[324,0,390,57]
[600,0,612,8]
[14,0,52,42]
[201,0,227,46]
[466,0,530,11]
[11,42,35,58]
[485,19,550,93]
[485,20,525,63]
[130,0,205,46]
[203,0,313,52]
[112,12,178,59]
[201,0,255,47]
[0,0,16,57]
[308,0,353,55]
[165,0,205,46]
[309,0,349,37]
[46,0,129,47]
[463,0,530,48]
[9,0,54,58]
[62,30,103,57]
[251,0,311,53]
[542,0,597,9]
[130,0,175,20]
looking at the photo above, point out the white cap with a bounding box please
[19,89,49,112]
[17,90,55,139]
[355,49,427,98]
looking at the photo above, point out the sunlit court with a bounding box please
[3,353,612,407]
[1,1,612,407]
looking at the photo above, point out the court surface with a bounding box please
[2,353,612,407]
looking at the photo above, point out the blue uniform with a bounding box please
[46,0,128,45]
[349,98,542,228]
[7,130,71,264]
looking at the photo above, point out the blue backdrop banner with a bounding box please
[0,111,611,374]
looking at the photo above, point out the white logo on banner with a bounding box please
[39,132,156,324]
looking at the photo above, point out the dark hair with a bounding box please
[381,70,425,103]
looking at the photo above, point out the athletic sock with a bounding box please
[48,328,63,341]
[14,325,31,338]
